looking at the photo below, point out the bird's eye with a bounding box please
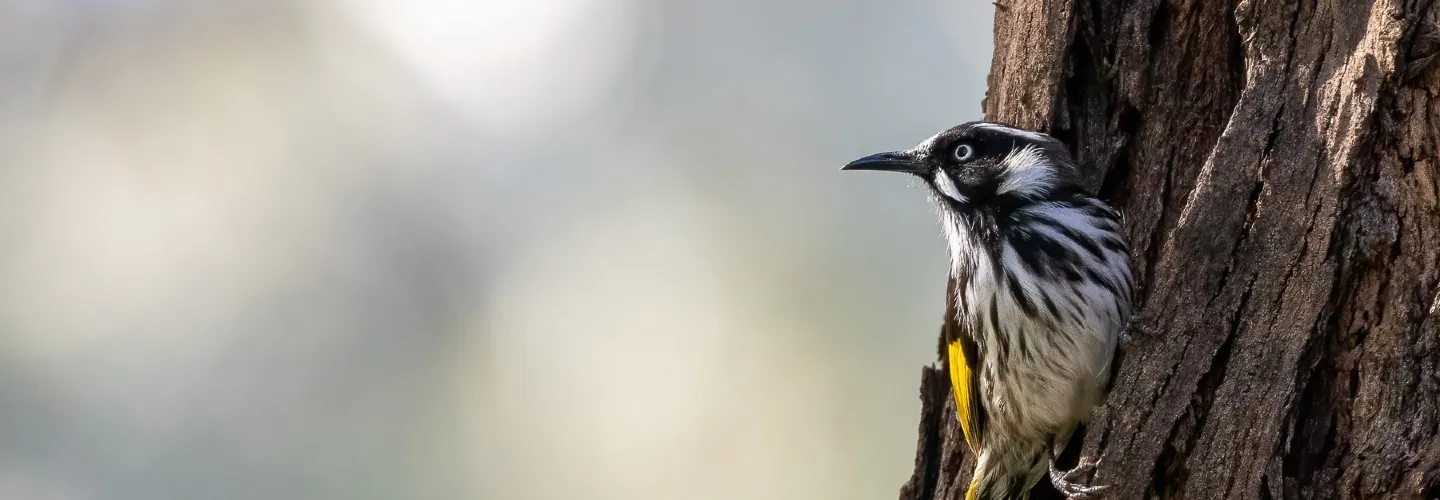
[954,144,975,161]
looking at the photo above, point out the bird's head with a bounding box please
[842,122,1081,209]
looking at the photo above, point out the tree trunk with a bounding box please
[900,0,1440,498]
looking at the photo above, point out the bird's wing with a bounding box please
[942,274,986,452]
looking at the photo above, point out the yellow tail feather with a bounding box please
[947,340,977,450]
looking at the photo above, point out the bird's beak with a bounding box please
[841,151,927,175]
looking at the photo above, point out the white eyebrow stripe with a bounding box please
[975,123,1050,142]
[933,170,968,203]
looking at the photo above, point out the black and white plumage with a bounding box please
[844,122,1133,500]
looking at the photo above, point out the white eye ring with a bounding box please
[954,144,975,161]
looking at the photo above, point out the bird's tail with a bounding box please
[964,440,1049,500]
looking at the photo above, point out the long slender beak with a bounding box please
[841,151,926,175]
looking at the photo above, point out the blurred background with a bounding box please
[0,0,992,498]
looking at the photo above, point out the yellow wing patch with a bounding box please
[947,339,978,451]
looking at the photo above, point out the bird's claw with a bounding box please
[1054,481,1110,500]
[1063,457,1100,480]
[1049,458,1109,500]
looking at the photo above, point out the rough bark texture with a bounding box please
[901,0,1440,498]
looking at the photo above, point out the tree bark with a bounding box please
[901,0,1440,498]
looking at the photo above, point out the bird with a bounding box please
[843,122,1133,499]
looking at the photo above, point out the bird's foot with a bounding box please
[1048,457,1109,500]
